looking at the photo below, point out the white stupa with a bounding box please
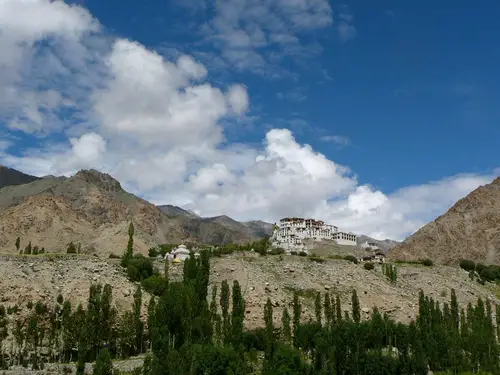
[165,244,191,262]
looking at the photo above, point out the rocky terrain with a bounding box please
[356,235,399,253]
[1,252,496,332]
[0,254,147,314]
[0,169,268,256]
[389,176,500,265]
[0,165,39,189]
[158,206,274,241]
[165,253,500,330]
[1,252,499,374]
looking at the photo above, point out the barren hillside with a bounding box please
[0,170,189,256]
[166,253,498,329]
[389,177,500,265]
[0,253,496,332]
[0,169,267,256]
[0,254,147,314]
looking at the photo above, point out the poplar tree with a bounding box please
[281,307,291,343]
[220,280,230,344]
[231,280,244,346]
[93,349,113,375]
[324,293,332,327]
[133,286,144,354]
[264,298,274,360]
[315,292,322,325]
[292,292,301,348]
[15,237,20,253]
[352,290,361,324]
[126,222,134,259]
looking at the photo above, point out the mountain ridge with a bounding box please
[388,176,500,265]
[0,169,268,255]
[0,164,40,190]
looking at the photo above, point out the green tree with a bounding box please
[15,237,20,253]
[292,292,301,348]
[351,289,361,324]
[281,307,291,343]
[315,292,322,325]
[127,222,135,259]
[66,242,77,254]
[25,241,32,255]
[231,280,245,346]
[133,286,144,355]
[93,349,113,375]
[264,297,274,359]
[220,280,230,344]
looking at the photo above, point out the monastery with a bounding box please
[271,217,357,252]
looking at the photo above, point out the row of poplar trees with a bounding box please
[2,247,500,373]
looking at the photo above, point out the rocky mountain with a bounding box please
[158,206,273,244]
[388,176,500,265]
[0,164,39,189]
[356,235,399,253]
[157,204,200,219]
[0,169,268,256]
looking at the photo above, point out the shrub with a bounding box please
[66,242,77,254]
[126,254,154,282]
[459,259,476,272]
[268,247,285,255]
[344,255,358,264]
[308,256,326,264]
[148,247,159,258]
[290,251,298,256]
[422,259,433,267]
[108,253,120,259]
[364,262,375,270]
[142,275,168,296]
[298,251,308,257]
[479,266,500,282]
[328,254,343,260]
[475,263,486,275]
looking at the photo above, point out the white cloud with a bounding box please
[0,0,497,243]
[0,0,101,134]
[197,0,353,75]
[227,85,249,114]
[320,135,351,146]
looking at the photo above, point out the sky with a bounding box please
[0,0,499,241]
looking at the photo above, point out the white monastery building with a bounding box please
[360,241,379,250]
[271,217,357,251]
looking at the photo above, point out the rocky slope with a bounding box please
[158,206,274,243]
[0,165,39,189]
[0,169,272,256]
[0,254,148,314]
[0,170,192,255]
[0,253,495,332]
[165,253,499,329]
[356,235,399,253]
[388,176,500,265]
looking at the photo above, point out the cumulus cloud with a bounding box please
[0,0,101,134]
[0,0,497,243]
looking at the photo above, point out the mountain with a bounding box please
[158,204,200,219]
[242,220,275,238]
[158,206,273,244]
[0,169,268,256]
[0,165,39,189]
[356,235,399,253]
[388,177,500,265]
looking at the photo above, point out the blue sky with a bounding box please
[76,0,500,192]
[0,0,498,240]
